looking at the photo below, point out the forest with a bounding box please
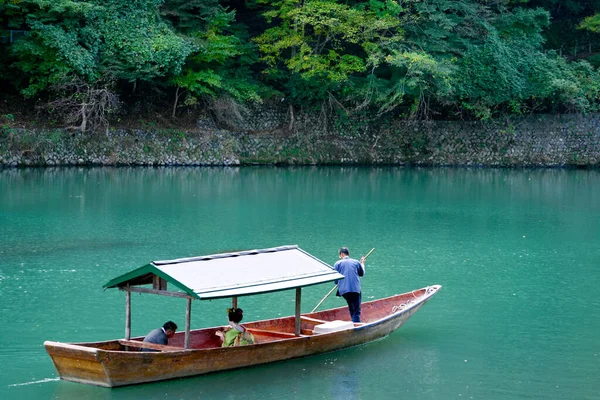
[1,0,600,131]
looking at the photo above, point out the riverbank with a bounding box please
[1,113,599,167]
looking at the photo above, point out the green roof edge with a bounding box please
[103,263,199,299]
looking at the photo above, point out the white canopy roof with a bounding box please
[104,245,344,299]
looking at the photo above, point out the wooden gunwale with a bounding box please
[45,285,441,387]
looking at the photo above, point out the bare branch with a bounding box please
[45,79,120,133]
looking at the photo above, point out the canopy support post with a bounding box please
[125,285,131,340]
[185,297,192,349]
[232,296,238,309]
[295,287,302,336]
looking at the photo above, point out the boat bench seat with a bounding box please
[246,328,298,340]
[300,316,328,325]
[246,328,304,343]
[118,339,182,352]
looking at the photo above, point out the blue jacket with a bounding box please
[334,256,364,295]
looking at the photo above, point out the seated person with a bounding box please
[215,308,255,347]
[142,321,177,352]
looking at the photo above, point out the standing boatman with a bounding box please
[334,247,366,323]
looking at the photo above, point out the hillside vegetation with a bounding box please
[1,0,600,131]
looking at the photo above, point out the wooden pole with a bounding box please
[232,296,238,309]
[185,297,191,349]
[125,285,131,340]
[295,288,302,336]
[311,284,338,313]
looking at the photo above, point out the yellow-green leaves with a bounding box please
[255,0,402,92]
[579,14,600,33]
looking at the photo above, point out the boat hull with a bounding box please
[45,285,441,387]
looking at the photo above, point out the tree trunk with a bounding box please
[288,104,295,131]
[80,104,87,133]
[172,87,180,119]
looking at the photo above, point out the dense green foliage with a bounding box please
[2,0,194,95]
[1,0,599,126]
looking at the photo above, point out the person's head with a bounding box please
[339,247,350,258]
[228,308,244,323]
[163,321,177,338]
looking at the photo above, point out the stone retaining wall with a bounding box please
[1,113,599,167]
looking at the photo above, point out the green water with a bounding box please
[1,167,598,399]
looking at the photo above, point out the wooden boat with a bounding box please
[44,246,441,387]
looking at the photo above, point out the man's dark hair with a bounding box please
[163,321,177,332]
[339,247,350,256]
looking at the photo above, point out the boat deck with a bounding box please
[75,287,430,353]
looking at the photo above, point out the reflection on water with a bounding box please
[330,362,360,400]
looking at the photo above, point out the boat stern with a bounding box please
[44,341,113,387]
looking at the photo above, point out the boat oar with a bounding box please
[311,285,338,313]
[363,247,375,260]
[311,248,375,313]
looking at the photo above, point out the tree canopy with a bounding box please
[1,0,599,126]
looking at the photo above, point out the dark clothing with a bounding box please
[334,256,365,322]
[342,292,362,323]
[142,327,167,352]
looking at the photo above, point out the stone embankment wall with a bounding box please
[1,113,599,167]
